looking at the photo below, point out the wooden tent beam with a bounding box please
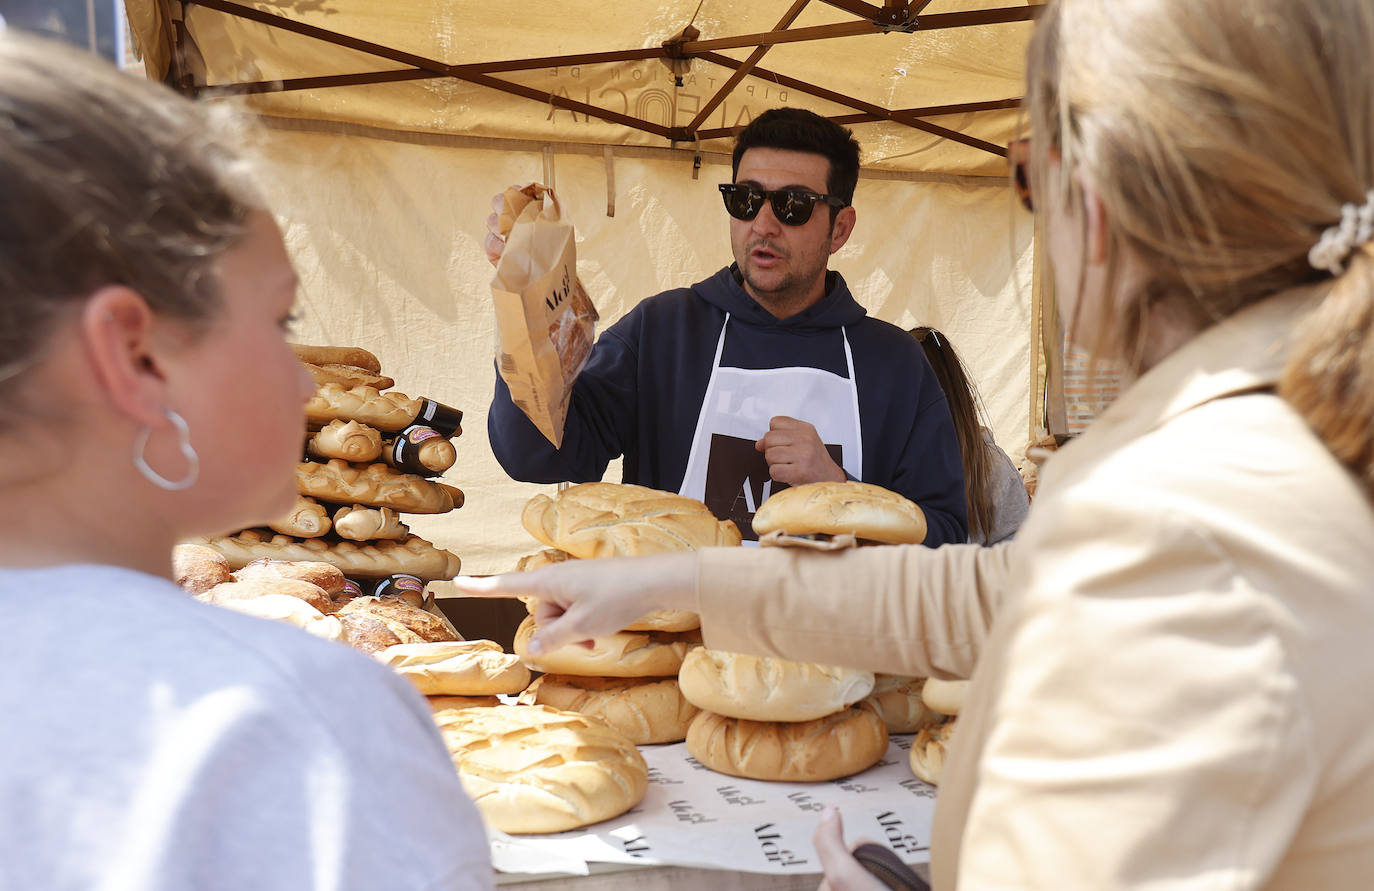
[696,51,1007,156]
[686,0,811,133]
[678,5,1038,53]
[690,97,1022,140]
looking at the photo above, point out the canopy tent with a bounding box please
[125,0,1057,574]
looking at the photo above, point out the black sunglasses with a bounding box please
[718,183,848,226]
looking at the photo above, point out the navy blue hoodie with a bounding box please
[488,265,969,546]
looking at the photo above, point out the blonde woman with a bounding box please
[461,0,1374,887]
[0,36,490,890]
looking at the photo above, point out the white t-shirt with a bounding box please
[0,564,492,891]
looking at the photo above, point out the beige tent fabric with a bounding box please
[126,0,1039,177]
[248,120,1033,576]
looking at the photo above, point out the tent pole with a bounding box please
[684,0,812,133]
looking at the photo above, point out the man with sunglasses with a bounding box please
[488,108,968,546]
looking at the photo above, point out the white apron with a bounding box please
[679,313,863,541]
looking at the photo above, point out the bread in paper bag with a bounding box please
[490,183,599,447]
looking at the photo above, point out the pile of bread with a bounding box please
[513,483,740,745]
[190,344,465,587]
[173,544,646,835]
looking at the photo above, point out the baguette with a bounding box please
[305,383,419,432]
[305,362,394,391]
[333,505,410,541]
[290,344,381,373]
[172,543,232,594]
[306,420,384,463]
[193,529,462,581]
[267,495,331,538]
[233,558,347,597]
[296,459,461,514]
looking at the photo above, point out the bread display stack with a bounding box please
[513,482,741,745]
[192,344,465,590]
[670,481,937,783]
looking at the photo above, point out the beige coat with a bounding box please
[696,291,1374,889]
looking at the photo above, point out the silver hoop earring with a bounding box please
[134,408,200,491]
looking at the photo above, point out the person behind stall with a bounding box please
[0,35,491,890]
[485,107,968,546]
[910,326,1028,545]
[458,0,1374,887]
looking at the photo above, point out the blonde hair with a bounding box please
[0,35,261,423]
[1026,0,1374,494]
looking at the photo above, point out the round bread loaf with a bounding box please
[374,641,530,696]
[207,592,346,643]
[524,675,699,745]
[678,648,874,723]
[201,578,336,616]
[921,678,969,716]
[434,704,648,834]
[751,481,927,545]
[521,482,742,558]
[686,706,888,782]
[513,616,699,678]
[337,611,414,653]
[427,695,500,712]
[910,718,957,786]
[338,595,459,644]
[172,544,233,594]
[234,558,347,597]
[864,675,945,734]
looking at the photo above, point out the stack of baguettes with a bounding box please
[191,344,465,592]
[512,482,741,746]
[679,481,948,784]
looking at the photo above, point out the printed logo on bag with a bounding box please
[668,800,717,824]
[703,433,842,540]
[753,823,810,868]
[874,812,929,855]
[787,791,825,813]
[546,267,572,313]
[716,784,765,806]
[900,777,937,800]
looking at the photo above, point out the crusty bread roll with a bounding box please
[306,419,384,464]
[200,578,336,616]
[434,704,648,834]
[515,548,573,572]
[427,695,500,712]
[172,543,232,594]
[197,530,462,581]
[233,558,348,597]
[687,706,889,782]
[305,362,395,392]
[338,595,460,644]
[338,611,416,653]
[267,495,331,539]
[864,675,944,735]
[523,675,699,745]
[296,459,461,514]
[375,641,530,696]
[513,616,699,678]
[752,481,927,545]
[291,344,382,373]
[522,482,741,559]
[332,505,410,542]
[921,678,969,716]
[305,383,420,432]
[208,592,347,643]
[910,718,956,786]
[678,648,874,723]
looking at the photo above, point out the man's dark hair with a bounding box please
[731,108,862,208]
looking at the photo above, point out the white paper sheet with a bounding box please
[489,733,936,877]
